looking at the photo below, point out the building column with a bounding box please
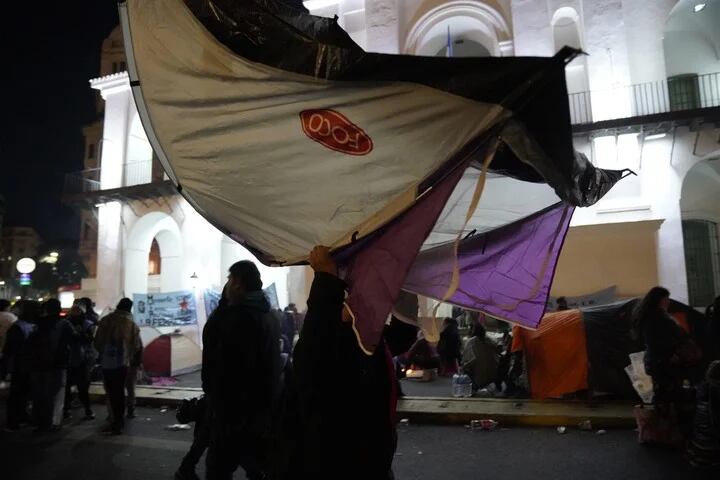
[94,77,134,310]
[93,78,133,190]
[96,202,124,310]
[364,0,400,54]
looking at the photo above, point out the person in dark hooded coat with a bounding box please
[202,261,281,480]
[437,317,462,376]
[291,246,416,480]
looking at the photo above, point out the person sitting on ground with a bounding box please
[64,303,96,421]
[94,298,141,435]
[437,317,462,376]
[1,300,39,431]
[407,331,441,381]
[28,299,74,432]
[462,322,500,393]
[292,245,412,479]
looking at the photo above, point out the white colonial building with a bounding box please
[302,0,720,307]
[66,0,720,324]
[65,28,306,328]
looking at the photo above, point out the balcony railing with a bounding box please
[64,168,101,195]
[64,159,168,197]
[569,71,720,125]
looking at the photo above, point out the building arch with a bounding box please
[663,0,720,110]
[124,211,183,298]
[404,1,512,57]
[681,158,720,307]
[551,6,589,96]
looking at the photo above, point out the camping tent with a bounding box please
[143,332,202,377]
[512,299,707,399]
[120,0,626,351]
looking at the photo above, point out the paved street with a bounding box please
[1,405,718,480]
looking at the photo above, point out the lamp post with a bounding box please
[16,257,36,300]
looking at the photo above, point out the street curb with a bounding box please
[86,384,635,428]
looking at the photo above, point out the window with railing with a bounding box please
[568,71,720,125]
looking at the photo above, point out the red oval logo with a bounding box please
[300,109,373,156]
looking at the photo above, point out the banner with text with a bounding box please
[133,291,198,327]
[202,283,279,317]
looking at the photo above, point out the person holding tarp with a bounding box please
[292,246,415,480]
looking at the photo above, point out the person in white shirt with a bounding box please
[0,299,18,356]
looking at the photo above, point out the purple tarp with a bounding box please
[338,165,468,353]
[403,202,574,329]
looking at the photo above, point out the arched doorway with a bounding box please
[681,158,720,307]
[125,212,183,297]
[404,1,511,57]
[552,7,589,94]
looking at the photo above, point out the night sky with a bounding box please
[0,1,118,246]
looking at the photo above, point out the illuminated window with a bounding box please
[148,238,161,275]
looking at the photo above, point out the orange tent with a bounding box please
[511,309,588,399]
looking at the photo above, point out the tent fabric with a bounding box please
[582,299,640,399]
[120,0,626,351]
[121,0,623,265]
[404,202,573,329]
[513,298,708,400]
[511,309,588,399]
[143,334,202,377]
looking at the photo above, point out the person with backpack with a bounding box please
[64,303,97,421]
[1,300,39,431]
[28,299,74,432]
[94,298,141,435]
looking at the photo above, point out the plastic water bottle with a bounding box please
[452,369,473,398]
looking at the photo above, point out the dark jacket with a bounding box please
[292,272,396,479]
[0,319,35,376]
[643,309,686,376]
[438,321,462,363]
[202,290,281,432]
[67,314,96,367]
[94,310,141,370]
[27,315,74,372]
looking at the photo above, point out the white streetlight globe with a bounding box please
[16,258,36,274]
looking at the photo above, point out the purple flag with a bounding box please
[403,202,574,329]
[338,165,467,353]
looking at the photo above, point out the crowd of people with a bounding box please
[0,295,143,434]
[2,258,720,476]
